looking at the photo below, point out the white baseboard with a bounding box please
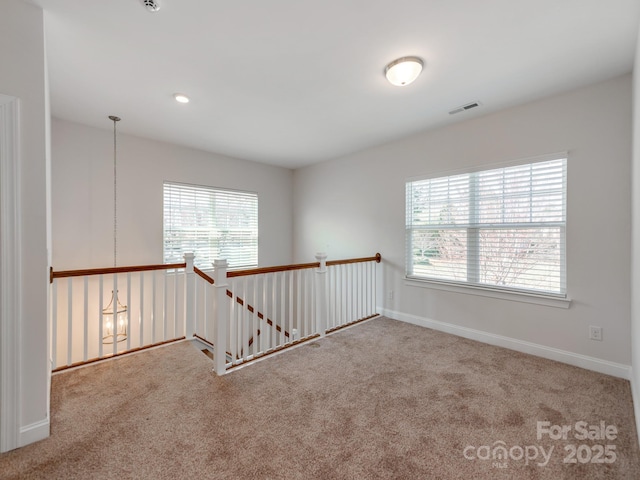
[19,417,49,448]
[378,307,632,380]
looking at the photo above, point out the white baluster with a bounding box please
[242,276,249,360]
[288,271,294,342]
[229,278,237,363]
[139,273,145,347]
[83,276,88,361]
[373,259,378,315]
[261,274,268,352]
[252,274,258,356]
[280,272,286,346]
[98,275,104,358]
[201,279,207,340]
[271,273,277,348]
[174,269,179,338]
[151,272,157,344]
[315,253,327,336]
[52,280,58,370]
[358,262,363,320]
[126,273,132,351]
[67,277,73,366]
[162,270,168,342]
[296,270,302,338]
[184,253,195,339]
[306,269,312,334]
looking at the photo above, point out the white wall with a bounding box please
[294,74,632,369]
[0,0,50,448]
[630,22,640,442]
[52,118,294,271]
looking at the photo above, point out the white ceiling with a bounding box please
[27,0,640,168]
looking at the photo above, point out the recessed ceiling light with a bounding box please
[174,93,190,104]
[141,0,160,12]
[384,56,423,87]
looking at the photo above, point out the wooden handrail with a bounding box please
[50,253,382,283]
[326,253,381,267]
[194,266,214,284]
[226,290,290,338]
[227,261,320,278]
[226,253,381,278]
[51,262,187,282]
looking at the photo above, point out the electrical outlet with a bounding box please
[388,290,394,300]
[589,326,603,341]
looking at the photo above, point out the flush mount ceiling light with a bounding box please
[384,56,423,87]
[174,93,190,104]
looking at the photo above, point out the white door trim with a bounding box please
[0,95,22,453]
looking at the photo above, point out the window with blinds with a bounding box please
[163,182,258,270]
[406,155,567,296]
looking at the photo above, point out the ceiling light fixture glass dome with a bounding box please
[385,56,424,87]
[174,93,190,104]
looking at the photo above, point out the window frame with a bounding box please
[163,181,259,271]
[405,153,570,308]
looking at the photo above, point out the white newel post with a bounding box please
[213,259,228,375]
[184,253,195,338]
[315,253,328,337]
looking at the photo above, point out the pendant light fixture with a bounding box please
[102,115,128,345]
[385,56,424,86]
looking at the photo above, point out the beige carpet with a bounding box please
[1,317,638,479]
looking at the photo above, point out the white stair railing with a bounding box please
[326,257,378,332]
[50,252,381,375]
[50,258,191,371]
[205,253,381,374]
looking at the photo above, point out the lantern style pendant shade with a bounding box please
[102,290,127,344]
[385,56,423,86]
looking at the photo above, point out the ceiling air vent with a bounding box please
[449,101,481,115]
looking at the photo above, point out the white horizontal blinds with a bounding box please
[214,189,258,269]
[476,160,565,226]
[406,157,567,295]
[406,172,470,282]
[163,182,258,270]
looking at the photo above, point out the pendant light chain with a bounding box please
[113,118,117,268]
[109,115,121,268]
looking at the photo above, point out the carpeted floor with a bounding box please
[1,316,638,479]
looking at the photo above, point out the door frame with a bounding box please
[0,94,21,453]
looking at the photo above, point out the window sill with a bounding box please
[404,277,572,309]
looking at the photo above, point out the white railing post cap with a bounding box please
[315,252,327,273]
[213,258,228,285]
